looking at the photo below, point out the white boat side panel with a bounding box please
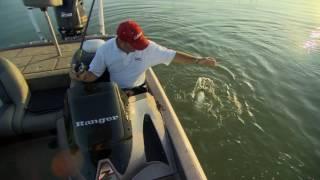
[146,68,207,180]
[123,102,146,179]
[125,93,176,179]
[130,93,177,170]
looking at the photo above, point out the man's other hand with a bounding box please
[197,57,217,68]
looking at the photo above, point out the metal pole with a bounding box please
[27,7,47,42]
[43,9,62,56]
[80,0,97,50]
[98,0,105,35]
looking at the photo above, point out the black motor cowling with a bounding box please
[54,0,87,39]
[63,82,132,179]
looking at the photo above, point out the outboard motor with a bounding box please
[58,82,178,179]
[54,0,87,39]
[61,82,132,179]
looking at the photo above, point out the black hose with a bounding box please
[79,0,97,50]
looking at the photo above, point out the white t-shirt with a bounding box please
[89,38,176,88]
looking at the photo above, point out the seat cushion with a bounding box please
[22,0,62,8]
[0,57,30,135]
[23,110,63,134]
[27,87,67,114]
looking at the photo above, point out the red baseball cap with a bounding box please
[117,20,149,50]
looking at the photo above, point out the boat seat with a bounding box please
[22,0,62,8]
[132,161,174,180]
[0,57,63,137]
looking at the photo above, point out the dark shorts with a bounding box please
[122,82,148,96]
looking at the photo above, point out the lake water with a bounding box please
[1,0,320,179]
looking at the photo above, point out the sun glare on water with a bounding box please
[303,27,320,53]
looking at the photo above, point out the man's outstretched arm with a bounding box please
[172,51,217,68]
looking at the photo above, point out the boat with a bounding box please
[0,0,207,179]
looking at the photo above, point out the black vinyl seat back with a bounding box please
[0,57,64,137]
[0,57,30,136]
[0,82,12,104]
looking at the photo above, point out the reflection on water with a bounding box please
[304,27,320,53]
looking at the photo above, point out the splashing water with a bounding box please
[191,77,216,110]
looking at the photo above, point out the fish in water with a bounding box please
[192,77,215,109]
[195,90,205,104]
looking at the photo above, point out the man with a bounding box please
[70,20,217,96]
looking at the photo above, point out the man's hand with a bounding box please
[70,63,84,80]
[197,57,217,68]
[69,68,99,82]
[69,70,81,81]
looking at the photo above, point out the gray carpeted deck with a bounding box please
[0,43,79,79]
